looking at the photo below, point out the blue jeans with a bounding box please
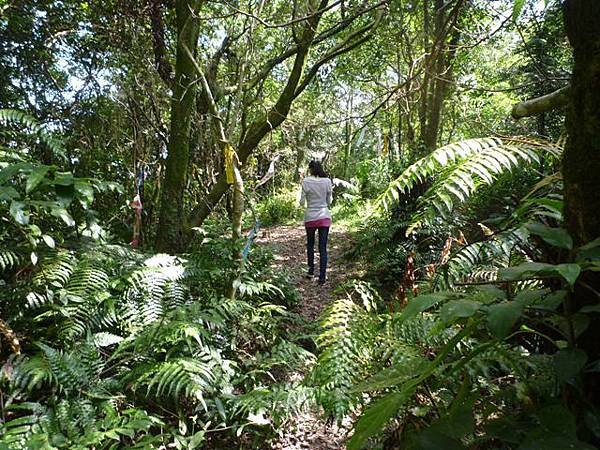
[306,226,329,282]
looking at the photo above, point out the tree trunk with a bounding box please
[563,0,600,408]
[190,13,321,226]
[155,0,201,253]
[563,0,600,253]
[343,90,353,178]
[418,0,463,153]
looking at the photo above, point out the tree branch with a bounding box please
[149,0,173,86]
[511,85,571,119]
[293,6,385,98]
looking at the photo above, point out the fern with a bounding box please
[0,109,65,160]
[310,297,377,419]
[130,352,233,404]
[120,256,188,332]
[31,251,77,302]
[376,137,562,233]
[0,249,21,272]
[12,342,101,393]
[435,228,528,289]
[1,399,159,448]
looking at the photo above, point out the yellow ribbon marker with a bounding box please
[382,134,389,156]
[223,143,235,184]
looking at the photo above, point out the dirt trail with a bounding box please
[255,224,354,450]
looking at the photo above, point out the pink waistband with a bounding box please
[305,218,331,228]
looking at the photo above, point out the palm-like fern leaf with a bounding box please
[311,297,376,419]
[130,351,232,403]
[434,228,528,289]
[376,137,562,234]
[0,249,21,272]
[0,109,65,160]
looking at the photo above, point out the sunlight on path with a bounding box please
[256,225,350,321]
[255,224,353,450]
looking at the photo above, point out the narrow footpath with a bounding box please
[254,224,355,450]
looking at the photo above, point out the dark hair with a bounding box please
[308,160,328,178]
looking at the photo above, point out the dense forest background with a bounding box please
[1,0,600,448]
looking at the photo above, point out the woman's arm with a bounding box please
[327,179,333,207]
[299,181,306,207]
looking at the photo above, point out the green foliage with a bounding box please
[1,232,310,448]
[309,150,600,448]
[0,109,65,160]
[256,188,300,226]
[376,137,561,234]
[0,110,122,276]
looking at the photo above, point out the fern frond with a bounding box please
[120,259,187,331]
[32,250,77,292]
[435,228,528,289]
[0,109,65,160]
[376,137,562,233]
[232,384,317,426]
[311,298,377,419]
[10,342,100,393]
[0,249,21,272]
[131,352,232,403]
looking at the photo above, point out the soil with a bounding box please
[255,224,356,450]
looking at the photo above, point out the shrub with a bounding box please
[256,189,301,226]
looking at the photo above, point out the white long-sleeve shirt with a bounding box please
[299,176,333,223]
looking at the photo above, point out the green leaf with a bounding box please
[25,165,50,194]
[526,222,573,250]
[0,186,19,200]
[347,391,411,450]
[577,237,600,261]
[352,357,429,392]
[440,299,481,324]
[41,234,55,248]
[512,0,526,21]
[553,348,587,384]
[500,262,581,287]
[528,289,566,311]
[433,399,475,439]
[50,207,75,226]
[55,183,75,205]
[555,264,581,287]
[75,180,95,205]
[416,429,466,450]
[584,408,600,439]
[500,262,552,280]
[54,171,74,186]
[580,304,600,313]
[9,201,29,225]
[515,288,547,306]
[190,430,206,447]
[0,162,31,184]
[398,293,449,324]
[487,301,523,338]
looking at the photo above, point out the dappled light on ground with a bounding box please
[257,224,354,450]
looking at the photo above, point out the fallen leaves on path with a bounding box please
[255,224,355,450]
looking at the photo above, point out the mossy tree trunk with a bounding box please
[563,0,600,402]
[155,0,202,253]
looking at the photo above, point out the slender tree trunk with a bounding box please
[423,28,460,150]
[418,0,432,137]
[294,129,306,182]
[190,13,321,226]
[155,0,201,253]
[563,0,600,406]
[343,90,353,178]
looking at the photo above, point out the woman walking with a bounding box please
[299,160,332,285]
